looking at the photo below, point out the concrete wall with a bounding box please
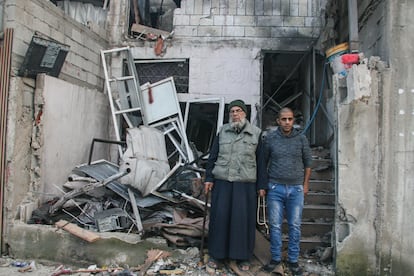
[3,0,108,89]
[34,75,110,198]
[3,0,112,251]
[334,62,382,275]
[3,74,110,245]
[378,1,414,275]
[174,0,323,42]
[332,0,414,275]
[130,45,262,122]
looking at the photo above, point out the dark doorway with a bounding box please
[262,51,332,147]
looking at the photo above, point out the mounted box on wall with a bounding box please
[18,32,70,78]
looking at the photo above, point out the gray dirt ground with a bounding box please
[0,255,334,276]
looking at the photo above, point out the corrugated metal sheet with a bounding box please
[0,28,13,251]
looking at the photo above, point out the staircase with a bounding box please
[276,148,335,255]
[255,147,335,262]
[299,147,335,255]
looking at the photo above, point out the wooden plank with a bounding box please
[131,23,171,37]
[55,220,100,243]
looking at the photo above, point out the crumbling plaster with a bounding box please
[4,78,36,224]
[3,0,111,255]
[334,62,379,275]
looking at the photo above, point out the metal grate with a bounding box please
[134,60,189,93]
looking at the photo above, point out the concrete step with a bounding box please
[305,192,335,205]
[303,204,335,221]
[281,235,332,252]
[310,169,333,181]
[311,158,333,180]
[311,158,332,169]
[309,180,334,193]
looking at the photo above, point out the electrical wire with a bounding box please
[302,60,328,134]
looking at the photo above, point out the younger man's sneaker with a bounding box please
[287,262,303,276]
[262,259,281,272]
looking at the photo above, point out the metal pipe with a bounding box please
[348,0,359,52]
[0,28,13,253]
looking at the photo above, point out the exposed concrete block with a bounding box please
[202,0,212,15]
[199,17,214,26]
[264,0,273,16]
[281,0,290,16]
[169,26,197,37]
[298,26,320,38]
[223,26,245,37]
[272,0,282,15]
[197,26,222,37]
[237,0,246,15]
[246,0,255,15]
[290,1,299,16]
[299,0,308,16]
[234,16,255,26]
[255,1,264,15]
[50,29,66,43]
[257,16,283,27]
[174,14,190,26]
[245,27,271,38]
[190,15,202,25]
[184,0,194,14]
[283,16,305,27]
[227,0,236,15]
[271,26,298,37]
[33,17,52,37]
[194,0,203,14]
[213,15,234,26]
[305,17,321,27]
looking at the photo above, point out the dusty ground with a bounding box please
[0,254,334,276]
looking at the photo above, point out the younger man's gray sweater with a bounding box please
[264,127,312,185]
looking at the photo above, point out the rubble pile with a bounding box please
[28,158,208,250]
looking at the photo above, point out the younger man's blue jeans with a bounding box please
[267,183,304,263]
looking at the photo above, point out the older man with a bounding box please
[204,99,266,272]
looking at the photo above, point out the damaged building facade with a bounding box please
[0,0,413,275]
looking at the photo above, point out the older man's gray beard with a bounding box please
[230,118,247,133]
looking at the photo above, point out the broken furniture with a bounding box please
[100,47,194,163]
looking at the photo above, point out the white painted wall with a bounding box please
[130,46,262,122]
[35,75,110,197]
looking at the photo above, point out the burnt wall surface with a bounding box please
[174,0,323,44]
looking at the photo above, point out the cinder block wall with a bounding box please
[174,0,322,40]
[4,0,108,90]
[2,0,111,246]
